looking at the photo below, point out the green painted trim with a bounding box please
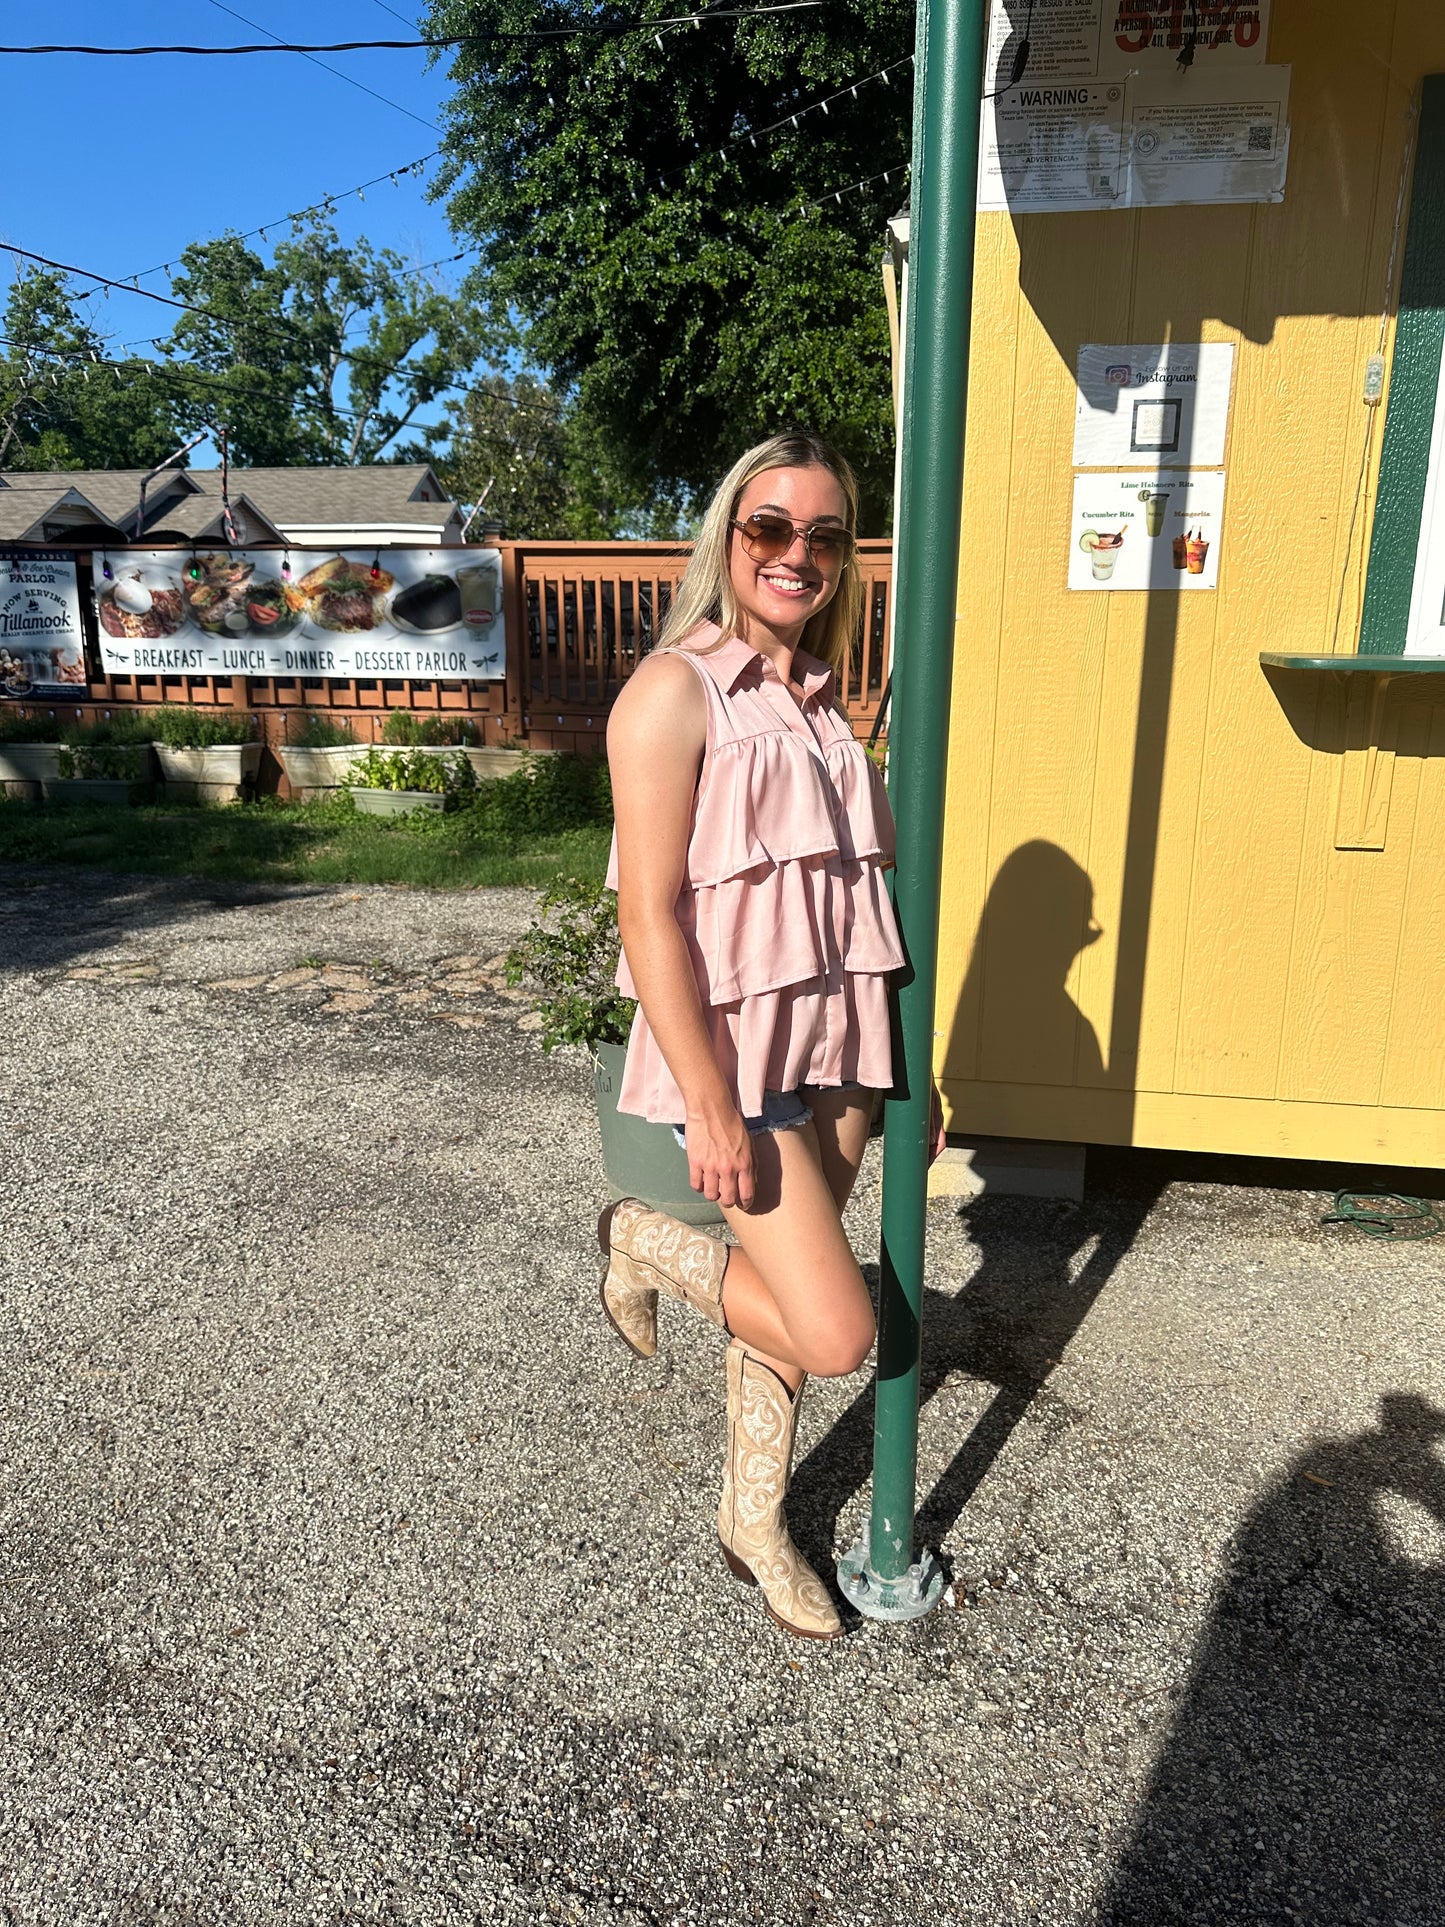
[866,0,989,1594]
[1261,652,1445,671]
[1360,77,1445,654]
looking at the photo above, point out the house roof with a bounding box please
[0,463,460,544]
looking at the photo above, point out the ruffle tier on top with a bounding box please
[606,636,905,1124]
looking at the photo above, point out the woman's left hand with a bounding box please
[928,1080,947,1166]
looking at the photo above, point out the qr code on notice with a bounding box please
[1247,122,1274,153]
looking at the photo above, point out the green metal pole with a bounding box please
[838,0,987,1621]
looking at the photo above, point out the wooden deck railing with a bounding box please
[75,538,894,758]
[512,539,894,752]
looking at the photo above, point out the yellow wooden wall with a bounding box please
[938,0,1445,1167]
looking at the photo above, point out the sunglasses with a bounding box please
[729,512,854,567]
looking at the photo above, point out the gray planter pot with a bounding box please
[153,741,262,804]
[40,777,140,806]
[276,743,369,795]
[348,787,446,817]
[0,742,62,799]
[593,1039,723,1228]
[0,743,63,784]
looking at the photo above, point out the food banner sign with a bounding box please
[0,550,88,698]
[94,548,506,682]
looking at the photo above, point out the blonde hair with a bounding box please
[656,431,863,679]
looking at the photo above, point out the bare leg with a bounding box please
[719,1088,877,1389]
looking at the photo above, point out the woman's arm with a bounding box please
[608,655,756,1210]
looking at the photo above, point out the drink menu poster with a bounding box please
[92,548,506,682]
[1068,470,1227,591]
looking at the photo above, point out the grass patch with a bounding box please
[0,792,611,890]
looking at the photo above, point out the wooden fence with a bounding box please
[56,538,894,772]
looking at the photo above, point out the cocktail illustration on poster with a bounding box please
[1068,469,1226,590]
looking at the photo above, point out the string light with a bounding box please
[643,55,912,191]
[118,150,438,286]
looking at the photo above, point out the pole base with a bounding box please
[837,1534,945,1623]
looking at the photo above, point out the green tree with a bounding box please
[0,269,183,471]
[426,0,912,531]
[427,372,639,538]
[165,216,503,465]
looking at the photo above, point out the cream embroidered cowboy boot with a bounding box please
[596,1198,729,1360]
[717,1341,843,1641]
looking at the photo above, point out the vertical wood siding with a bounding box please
[937,0,1445,1166]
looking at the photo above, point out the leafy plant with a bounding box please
[0,709,63,742]
[1,712,160,747]
[346,746,476,796]
[287,714,358,749]
[459,750,611,834]
[149,706,256,748]
[61,714,155,746]
[55,742,150,781]
[505,875,634,1052]
[380,711,483,748]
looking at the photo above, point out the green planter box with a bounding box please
[593,1039,723,1228]
[348,787,447,817]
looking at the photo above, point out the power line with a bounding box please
[0,240,481,394]
[0,334,561,427]
[204,0,436,131]
[0,8,822,56]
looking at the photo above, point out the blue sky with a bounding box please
[1,0,475,452]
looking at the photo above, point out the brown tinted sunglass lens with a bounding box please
[807,528,849,560]
[741,515,794,559]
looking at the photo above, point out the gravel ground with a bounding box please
[1,864,1442,1927]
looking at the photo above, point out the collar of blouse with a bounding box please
[688,627,837,706]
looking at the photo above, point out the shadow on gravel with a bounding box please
[790,1175,1159,1584]
[1095,1393,1445,1927]
[0,865,317,975]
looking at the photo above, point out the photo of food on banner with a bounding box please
[93,549,506,680]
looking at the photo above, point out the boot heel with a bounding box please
[718,1540,757,1588]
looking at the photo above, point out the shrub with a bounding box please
[345,747,476,797]
[0,711,159,746]
[149,706,256,748]
[55,742,151,781]
[380,711,483,748]
[461,752,612,835]
[505,875,634,1051]
[287,714,358,749]
[61,714,155,746]
[0,710,64,742]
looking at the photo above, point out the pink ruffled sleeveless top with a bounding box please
[605,624,905,1124]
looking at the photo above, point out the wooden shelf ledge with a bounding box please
[1259,653,1445,672]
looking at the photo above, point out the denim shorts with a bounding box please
[670,1082,861,1150]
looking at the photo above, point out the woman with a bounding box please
[600,430,935,1642]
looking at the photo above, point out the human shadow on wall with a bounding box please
[792,845,1157,1570]
[1095,1393,1445,1926]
